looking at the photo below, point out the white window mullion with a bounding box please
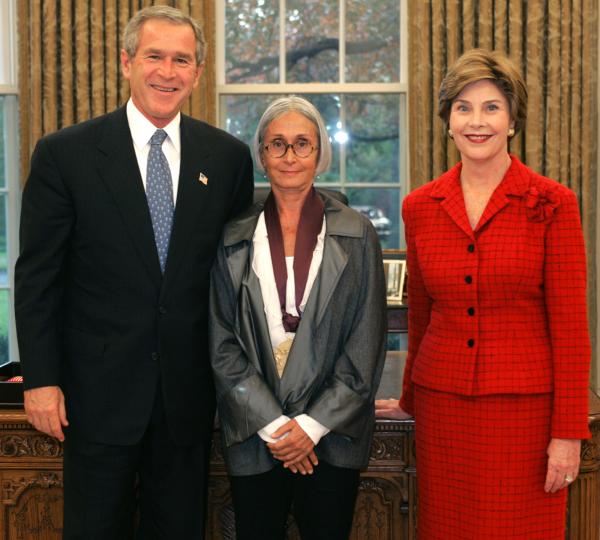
[399,93,407,249]
[279,0,286,84]
[339,0,346,84]
[217,82,406,95]
[0,0,17,87]
[400,0,408,85]
[3,95,19,362]
[215,1,225,86]
[399,0,408,249]
[339,94,347,185]
[0,0,19,364]
[215,0,226,124]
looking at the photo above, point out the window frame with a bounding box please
[215,0,409,248]
[1,0,20,364]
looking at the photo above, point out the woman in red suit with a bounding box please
[376,49,590,539]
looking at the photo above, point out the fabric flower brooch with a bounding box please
[524,185,559,222]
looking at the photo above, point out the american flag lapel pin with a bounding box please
[198,172,208,186]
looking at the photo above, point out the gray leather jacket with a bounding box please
[209,191,387,476]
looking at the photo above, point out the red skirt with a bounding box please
[414,385,567,539]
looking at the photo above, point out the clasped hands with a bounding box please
[267,418,318,475]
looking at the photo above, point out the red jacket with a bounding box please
[400,156,590,439]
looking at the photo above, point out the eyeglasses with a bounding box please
[262,138,319,158]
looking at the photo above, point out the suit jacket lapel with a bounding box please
[474,156,529,233]
[432,165,475,240]
[433,157,530,237]
[313,198,355,327]
[474,187,510,232]
[313,236,348,326]
[96,108,162,288]
[161,116,211,296]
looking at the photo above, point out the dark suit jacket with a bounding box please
[15,107,254,446]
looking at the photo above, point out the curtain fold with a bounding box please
[408,0,598,389]
[17,0,216,186]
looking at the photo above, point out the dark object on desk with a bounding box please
[387,305,408,333]
[0,361,23,407]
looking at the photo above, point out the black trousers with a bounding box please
[229,461,361,540]
[62,389,211,540]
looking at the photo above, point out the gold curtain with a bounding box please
[17,0,216,185]
[408,0,598,386]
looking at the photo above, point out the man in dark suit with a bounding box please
[14,6,253,539]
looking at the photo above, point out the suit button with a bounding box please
[467,244,475,253]
[158,306,167,315]
[467,307,475,316]
[151,352,160,361]
[465,275,473,284]
[467,339,475,348]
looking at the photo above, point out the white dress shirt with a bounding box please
[252,212,330,445]
[126,99,181,202]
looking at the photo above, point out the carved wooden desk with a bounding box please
[0,392,597,539]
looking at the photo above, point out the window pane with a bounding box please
[222,93,343,183]
[345,0,400,83]
[0,195,6,286]
[346,94,402,184]
[286,0,339,83]
[0,97,5,188]
[226,0,280,84]
[221,94,279,182]
[347,187,400,249]
[0,290,8,365]
[298,94,340,183]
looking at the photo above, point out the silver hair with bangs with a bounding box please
[252,96,332,176]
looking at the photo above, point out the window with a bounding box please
[216,0,408,249]
[0,0,19,365]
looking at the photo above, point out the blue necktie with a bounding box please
[146,129,174,273]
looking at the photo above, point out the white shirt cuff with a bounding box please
[295,414,330,445]
[258,415,290,443]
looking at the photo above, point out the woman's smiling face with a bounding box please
[261,112,319,195]
[449,79,515,165]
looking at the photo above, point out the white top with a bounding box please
[126,98,181,202]
[252,211,330,445]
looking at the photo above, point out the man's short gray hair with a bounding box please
[253,96,332,176]
[123,6,206,65]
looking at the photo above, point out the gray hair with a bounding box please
[253,96,332,176]
[123,6,206,65]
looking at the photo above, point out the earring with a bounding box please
[448,129,454,139]
[508,128,515,138]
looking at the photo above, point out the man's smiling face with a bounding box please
[121,19,203,127]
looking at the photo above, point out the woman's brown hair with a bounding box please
[438,49,528,135]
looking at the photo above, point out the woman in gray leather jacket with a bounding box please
[209,96,387,540]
